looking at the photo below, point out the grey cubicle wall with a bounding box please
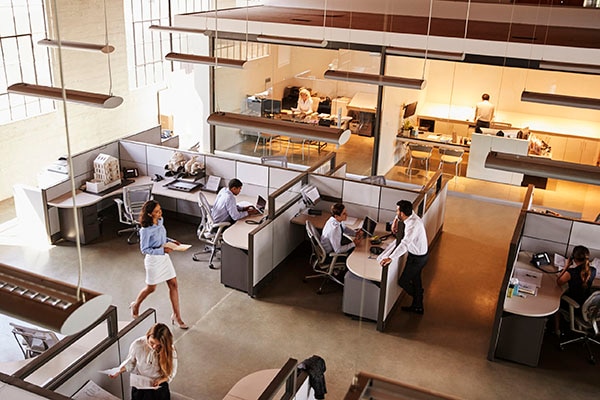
[488,188,600,363]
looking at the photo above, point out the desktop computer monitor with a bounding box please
[262,99,281,116]
[361,216,377,237]
[301,185,321,206]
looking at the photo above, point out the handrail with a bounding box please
[258,358,298,400]
[412,169,443,216]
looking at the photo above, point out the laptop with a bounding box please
[361,216,377,237]
[238,195,267,214]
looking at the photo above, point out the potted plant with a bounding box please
[401,118,415,137]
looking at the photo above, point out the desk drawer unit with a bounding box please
[495,313,546,367]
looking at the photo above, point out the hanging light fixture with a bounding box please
[38,39,115,53]
[257,35,328,48]
[165,52,247,68]
[8,83,123,108]
[485,151,600,186]
[538,61,600,75]
[149,25,206,35]
[520,91,600,110]
[386,47,465,61]
[207,112,352,146]
[0,263,112,335]
[324,70,426,90]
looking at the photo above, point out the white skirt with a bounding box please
[144,254,176,285]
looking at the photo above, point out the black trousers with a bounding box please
[476,119,490,129]
[398,252,429,308]
[132,382,170,400]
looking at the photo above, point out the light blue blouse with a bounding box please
[140,218,171,255]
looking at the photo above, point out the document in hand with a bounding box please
[130,373,157,390]
[164,242,192,251]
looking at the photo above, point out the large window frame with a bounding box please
[0,0,53,125]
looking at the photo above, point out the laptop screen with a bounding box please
[361,216,377,237]
[256,195,267,211]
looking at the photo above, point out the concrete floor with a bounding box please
[1,186,599,398]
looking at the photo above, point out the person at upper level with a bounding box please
[474,93,495,130]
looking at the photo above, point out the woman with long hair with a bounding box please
[130,200,188,329]
[110,323,177,400]
[554,245,597,336]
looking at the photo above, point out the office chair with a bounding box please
[303,220,348,294]
[114,183,153,244]
[407,143,433,175]
[559,290,600,364]
[438,147,465,176]
[192,192,231,269]
[285,137,306,160]
[10,323,59,359]
[261,155,288,168]
[361,175,387,185]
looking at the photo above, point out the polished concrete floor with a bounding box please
[1,185,599,398]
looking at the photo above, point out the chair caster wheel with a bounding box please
[302,278,307,283]
[192,255,200,262]
[317,289,323,295]
[208,264,219,270]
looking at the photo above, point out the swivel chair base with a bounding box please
[117,227,140,245]
[559,335,600,365]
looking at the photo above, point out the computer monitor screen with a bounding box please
[403,101,417,119]
[262,99,281,115]
[361,216,377,237]
[301,185,321,206]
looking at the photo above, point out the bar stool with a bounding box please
[438,148,464,176]
[407,144,433,175]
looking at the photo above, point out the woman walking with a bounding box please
[130,200,188,329]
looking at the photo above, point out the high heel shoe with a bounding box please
[171,314,189,330]
[129,301,139,319]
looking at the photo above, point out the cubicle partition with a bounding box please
[1,305,157,399]
[488,186,600,366]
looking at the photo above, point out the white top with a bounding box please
[321,216,356,254]
[297,96,313,113]
[212,187,248,223]
[475,100,495,123]
[119,337,178,385]
[377,213,428,262]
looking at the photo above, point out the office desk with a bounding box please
[47,175,218,244]
[495,251,563,366]
[221,210,267,293]
[343,224,406,331]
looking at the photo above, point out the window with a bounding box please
[0,0,53,125]
[125,0,207,89]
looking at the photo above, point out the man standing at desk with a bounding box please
[378,200,428,315]
[474,93,495,130]
[211,178,259,224]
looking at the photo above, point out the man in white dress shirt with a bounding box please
[378,200,428,314]
[474,93,495,130]
[211,178,259,224]
[320,203,363,255]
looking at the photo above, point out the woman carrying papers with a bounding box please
[110,323,177,400]
[129,200,188,329]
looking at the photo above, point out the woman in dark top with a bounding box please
[554,245,597,336]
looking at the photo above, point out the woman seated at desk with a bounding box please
[554,245,597,336]
[294,88,314,114]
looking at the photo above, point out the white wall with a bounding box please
[0,0,158,201]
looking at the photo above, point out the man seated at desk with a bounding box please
[377,200,428,315]
[211,178,259,224]
[321,203,363,257]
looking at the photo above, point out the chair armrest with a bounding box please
[213,221,231,228]
[562,295,580,309]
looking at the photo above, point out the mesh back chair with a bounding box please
[114,183,153,244]
[10,323,59,359]
[559,290,600,364]
[192,192,231,269]
[438,148,465,176]
[407,144,433,175]
[303,220,348,294]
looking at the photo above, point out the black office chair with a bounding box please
[559,290,600,364]
[303,220,348,294]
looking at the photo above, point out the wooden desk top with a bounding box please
[504,252,564,317]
